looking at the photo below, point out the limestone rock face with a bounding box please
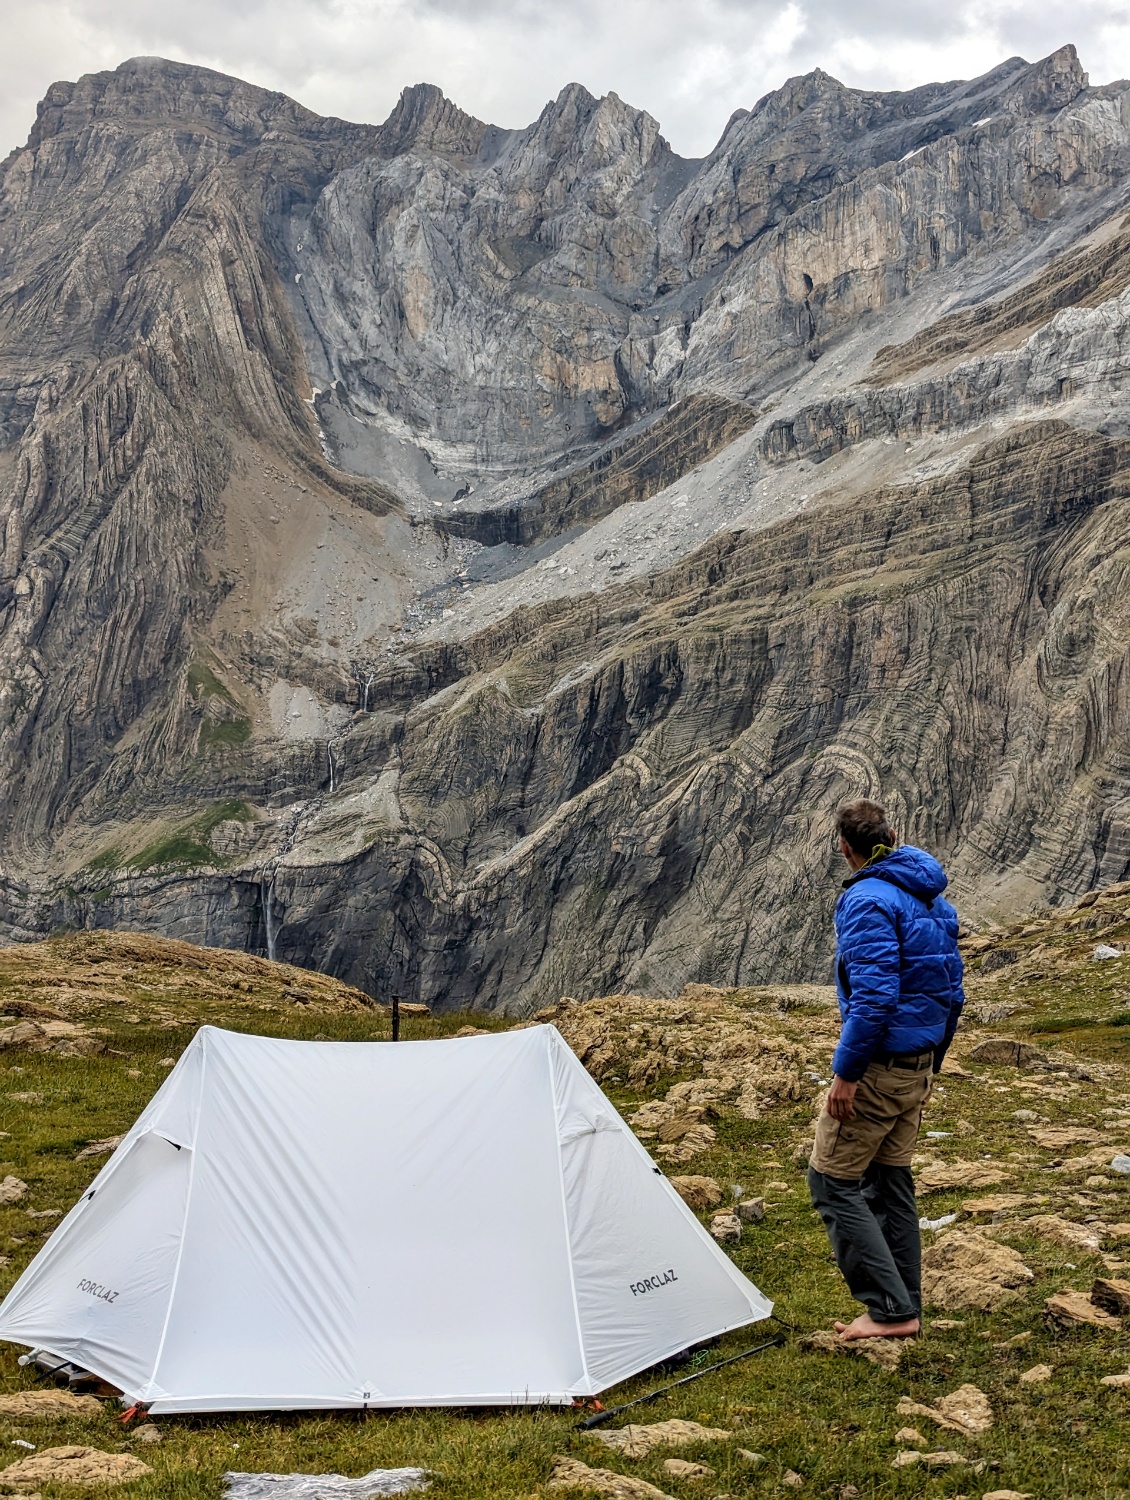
[5,49,1130,1012]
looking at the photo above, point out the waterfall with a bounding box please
[262,875,279,963]
[327,744,336,795]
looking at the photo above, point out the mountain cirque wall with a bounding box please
[2,49,1130,1009]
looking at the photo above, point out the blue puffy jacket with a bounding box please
[831,845,965,1082]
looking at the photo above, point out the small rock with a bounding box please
[1044,1290,1120,1329]
[131,1424,162,1445]
[894,1427,926,1445]
[993,1331,1032,1350]
[0,1176,28,1205]
[896,1384,993,1435]
[765,1180,792,1193]
[983,1492,1033,1499]
[892,1449,972,1469]
[1093,944,1122,961]
[1099,1371,1130,1386]
[961,1194,1030,1219]
[158,1057,175,1068]
[1018,1363,1052,1384]
[75,1137,123,1161]
[710,1213,741,1245]
[590,1420,731,1459]
[1028,1126,1104,1149]
[1089,1276,1130,1315]
[1012,1110,1039,1123]
[930,1319,965,1330]
[736,1450,766,1466]
[736,1198,765,1223]
[1112,1154,1130,1175]
[661,1458,714,1478]
[669,1176,723,1212]
[26,1209,61,1220]
[781,1472,804,1488]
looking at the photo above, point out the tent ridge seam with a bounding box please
[144,1033,207,1400]
[548,1029,594,1394]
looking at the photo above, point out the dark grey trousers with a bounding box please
[807,1163,921,1322]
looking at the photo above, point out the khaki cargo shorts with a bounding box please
[810,1059,931,1177]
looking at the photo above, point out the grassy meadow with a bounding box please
[0,909,1127,1497]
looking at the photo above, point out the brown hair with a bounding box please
[835,798,896,858]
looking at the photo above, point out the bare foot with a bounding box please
[833,1312,920,1340]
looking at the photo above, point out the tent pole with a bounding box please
[391,996,400,1042]
[575,1334,784,1429]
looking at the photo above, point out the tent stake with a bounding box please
[575,1334,785,1428]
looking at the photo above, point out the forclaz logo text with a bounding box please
[77,1278,118,1304]
[629,1269,678,1296]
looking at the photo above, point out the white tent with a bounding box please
[0,1024,771,1412]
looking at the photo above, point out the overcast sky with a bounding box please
[4,0,1129,161]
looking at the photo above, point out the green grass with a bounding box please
[0,925,1128,1496]
[198,716,251,750]
[85,847,124,872]
[187,661,238,707]
[127,801,254,871]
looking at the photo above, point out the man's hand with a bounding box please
[826,1075,858,1121]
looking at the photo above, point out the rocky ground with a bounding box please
[0,894,1128,1494]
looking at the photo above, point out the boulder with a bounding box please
[548,1455,675,1499]
[968,1039,1049,1068]
[668,1176,722,1211]
[1044,1290,1120,1329]
[0,1175,28,1204]
[0,1390,102,1419]
[799,1329,906,1370]
[1028,1126,1105,1149]
[1089,1276,1130,1315]
[1019,1215,1104,1253]
[736,1197,766,1222]
[920,1230,1033,1311]
[917,1160,1012,1195]
[0,1446,151,1487]
[709,1212,741,1244]
[590,1420,730,1459]
[895,1384,993,1435]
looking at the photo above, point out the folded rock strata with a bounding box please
[3,48,1130,1009]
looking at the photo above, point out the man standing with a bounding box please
[808,799,964,1340]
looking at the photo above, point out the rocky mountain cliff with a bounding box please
[1,47,1130,1010]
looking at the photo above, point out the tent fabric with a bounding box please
[0,1025,771,1412]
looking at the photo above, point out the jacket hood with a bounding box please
[845,844,948,903]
